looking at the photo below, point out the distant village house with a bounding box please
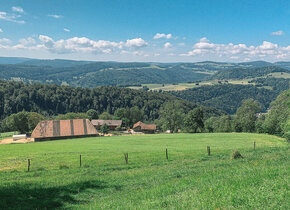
[133,121,156,133]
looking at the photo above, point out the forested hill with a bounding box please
[170,84,285,114]
[210,66,290,80]
[1,58,290,88]
[21,59,94,67]
[0,62,212,87]
[0,80,223,121]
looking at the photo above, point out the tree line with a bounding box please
[157,90,290,140]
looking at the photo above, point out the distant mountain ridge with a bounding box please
[0,57,289,87]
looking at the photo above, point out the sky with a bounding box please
[0,0,290,62]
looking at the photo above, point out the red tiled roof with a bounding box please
[31,119,98,138]
[133,121,156,130]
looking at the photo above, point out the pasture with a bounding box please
[128,80,254,91]
[0,133,289,209]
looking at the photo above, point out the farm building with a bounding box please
[133,121,156,133]
[91,120,122,130]
[31,119,98,141]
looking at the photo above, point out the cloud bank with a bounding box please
[0,35,290,62]
[181,37,290,61]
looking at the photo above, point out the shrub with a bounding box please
[231,150,243,159]
[100,123,110,134]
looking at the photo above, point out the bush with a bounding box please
[100,124,110,134]
[231,150,243,160]
[115,125,122,131]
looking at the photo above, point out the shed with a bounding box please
[31,119,98,141]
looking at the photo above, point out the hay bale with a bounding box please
[231,150,243,159]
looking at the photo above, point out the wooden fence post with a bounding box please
[207,146,210,156]
[254,141,256,151]
[80,154,82,167]
[124,153,128,164]
[28,159,30,172]
[166,148,168,160]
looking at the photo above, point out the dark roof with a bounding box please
[133,121,156,131]
[91,120,122,127]
[31,119,98,138]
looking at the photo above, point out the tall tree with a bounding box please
[114,107,143,128]
[99,112,113,120]
[86,109,98,120]
[263,90,290,134]
[158,101,185,133]
[183,107,204,133]
[234,99,261,132]
[263,90,290,135]
[27,112,45,131]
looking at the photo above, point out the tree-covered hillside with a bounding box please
[1,58,289,88]
[211,66,289,80]
[170,84,284,114]
[0,62,212,87]
[0,80,223,121]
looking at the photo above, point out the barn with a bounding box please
[31,119,98,141]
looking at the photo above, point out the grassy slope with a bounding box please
[128,80,253,91]
[0,133,288,209]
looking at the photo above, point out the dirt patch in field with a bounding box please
[0,138,34,145]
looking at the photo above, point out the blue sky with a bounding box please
[0,0,289,62]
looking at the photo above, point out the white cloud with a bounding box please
[12,6,24,13]
[0,28,2,33]
[0,38,10,43]
[271,30,284,36]
[153,33,172,39]
[64,28,70,32]
[164,42,172,48]
[2,35,290,62]
[181,37,290,61]
[48,14,63,19]
[0,11,25,23]
[19,37,36,45]
[125,38,148,48]
[36,35,148,54]
[178,43,185,46]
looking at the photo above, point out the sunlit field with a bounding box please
[0,133,288,209]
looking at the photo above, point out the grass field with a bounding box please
[0,133,289,209]
[128,80,254,91]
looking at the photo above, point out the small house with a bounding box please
[91,120,122,130]
[133,121,156,133]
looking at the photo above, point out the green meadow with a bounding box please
[0,133,289,209]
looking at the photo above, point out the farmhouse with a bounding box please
[31,119,98,141]
[133,121,156,133]
[91,120,122,130]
